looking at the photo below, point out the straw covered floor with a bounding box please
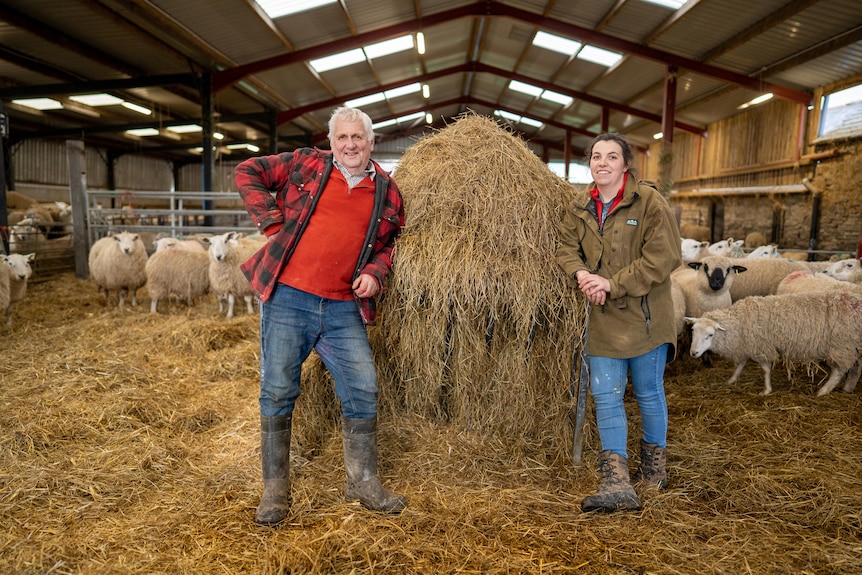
[2,115,861,573]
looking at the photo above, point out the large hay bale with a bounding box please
[372,113,586,457]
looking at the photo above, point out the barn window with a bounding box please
[817,84,862,141]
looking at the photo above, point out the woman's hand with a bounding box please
[577,272,609,306]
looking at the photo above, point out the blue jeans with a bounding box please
[259,283,378,419]
[587,344,669,458]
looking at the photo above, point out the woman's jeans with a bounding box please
[587,343,669,458]
[259,283,378,419]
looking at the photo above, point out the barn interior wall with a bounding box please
[651,100,861,255]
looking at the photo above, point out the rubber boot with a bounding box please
[581,450,642,513]
[632,439,668,489]
[254,414,292,526]
[342,416,407,513]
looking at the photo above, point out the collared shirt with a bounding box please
[334,159,376,190]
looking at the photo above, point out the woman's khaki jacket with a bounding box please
[556,177,682,360]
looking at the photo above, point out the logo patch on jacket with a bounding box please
[626,219,638,226]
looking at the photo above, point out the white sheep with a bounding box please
[681,238,710,264]
[727,257,809,301]
[145,247,211,313]
[202,231,260,319]
[776,270,862,296]
[8,216,47,253]
[706,238,743,258]
[152,236,207,253]
[88,231,148,309]
[821,259,862,283]
[1,253,35,327]
[746,244,780,259]
[689,291,862,396]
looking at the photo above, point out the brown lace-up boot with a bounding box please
[342,416,407,513]
[581,450,642,513]
[632,439,668,489]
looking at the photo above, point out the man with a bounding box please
[235,107,406,526]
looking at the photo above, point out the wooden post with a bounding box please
[66,140,89,279]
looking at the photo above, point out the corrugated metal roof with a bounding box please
[1,0,860,162]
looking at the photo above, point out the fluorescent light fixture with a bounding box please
[346,93,386,108]
[69,93,123,106]
[422,84,430,99]
[213,132,225,140]
[395,111,425,123]
[417,32,426,55]
[166,124,203,133]
[509,80,543,97]
[247,144,260,152]
[494,110,543,129]
[577,45,623,67]
[532,31,581,55]
[310,48,366,73]
[257,0,336,19]
[226,143,260,152]
[425,112,433,124]
[122,101,151,115]
[12,98,63,110]
[737,93,774,110]
[642,0,686,8]
[653,132,663,140]
[126,128,160,137]
[364,35,413,59]
[385,83,421,99]
[542,90,573,106]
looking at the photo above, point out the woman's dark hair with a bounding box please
[586,133,637,179]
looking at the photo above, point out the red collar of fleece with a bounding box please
[589,172,628,222]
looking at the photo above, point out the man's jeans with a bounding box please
[259,283,378,419]
[588,343,669,458]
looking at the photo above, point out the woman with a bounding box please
[556,133,682,512]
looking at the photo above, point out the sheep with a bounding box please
[727,257,809,301]
[821,258,862,283]
[8,216,47,253]
[679,222,710,242]
[706,238,744,258]
[681,238,710,264]
[744,231,768,249]
[746,244,780,259]
[145,248,211,313]
[776,270,862,296]
[779,249,810,261]
[201,231,260,319]
[688,291,862,396]
[671,278,686,337]
[88,231,148,309]
[152,236,207,253]
[673,255,747,318]
[1,253,35,327]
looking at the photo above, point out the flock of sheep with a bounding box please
[673,234,862,397]
[86,230,266,319]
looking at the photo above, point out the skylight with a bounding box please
[345,84,421,109]
[642,0,686,9]
[364,35,414,59]
[310,35,416,73]
[166,124,203,134]
[122,102,152,115]
[509,81,573,107]
[310,49,366,73]
[509,80,543,97]
[256,0,337,19]
[12,98,63,111]
[372,111,425,131]
[69,94,123,106]
[532,31,582,55]
[577,45,623,67]
[494,110,542,129]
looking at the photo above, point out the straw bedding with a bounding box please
[2,115,861,573]
[3,274,862,574]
